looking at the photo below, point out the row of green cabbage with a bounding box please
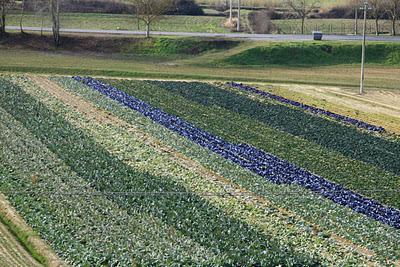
[55,76,400,264]
[103,79,400,210]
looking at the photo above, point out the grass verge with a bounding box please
[0,210,46,266]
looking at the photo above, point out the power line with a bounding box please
[2,189,400,197]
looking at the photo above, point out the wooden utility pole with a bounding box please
[360,0,368,95]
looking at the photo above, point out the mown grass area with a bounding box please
[221,42,400,66]
[0,49,399,90]
[256,84,400,134]
[9,12,228,33]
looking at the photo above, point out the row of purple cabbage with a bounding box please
[227,82,385,133]
[74,76,399,229]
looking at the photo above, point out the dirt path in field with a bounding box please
[0,194,66,267]
[0,216,41,267]
[28,75,385,264]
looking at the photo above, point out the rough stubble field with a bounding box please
[0,74,399,266]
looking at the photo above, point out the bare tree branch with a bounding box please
[285,0,319,34]
[50,0,60,46]
[132,0,174,38]
[369,0,385,35]
[384,0,400,35]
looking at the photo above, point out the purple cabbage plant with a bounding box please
[227,82,385,133]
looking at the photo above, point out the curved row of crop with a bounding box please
[29,75,381,265]
[0,76,323,265]
[0,80,226,266]
[148,80,399,176]
[108,79,399,209]
[227,82,385,133]
[75,76,400,229]
[55,76,400,263]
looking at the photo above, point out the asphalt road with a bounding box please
[6,26,400,42]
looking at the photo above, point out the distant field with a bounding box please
[9,12,400,36]
[274,19,400,35]
[9,12,228,33]
[196,0,349,8]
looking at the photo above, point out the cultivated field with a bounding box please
[0,74,399,265]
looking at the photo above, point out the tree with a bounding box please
[0,0,13,37]
[229,0,232,23]
[384,0,400,35]
[369,0,385,35]
[349,0,362,34]
[19,0,25,33]
[133,0,174,38]
[50,0,60,46]
[34,0,48,36]
[285,0,318,34]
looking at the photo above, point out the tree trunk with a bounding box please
[136,5,140,30]
[237,0,241,32]
[146,22,150,38]
[0,3,5,37]
[301,17,305,34]
[392,18,396,36]
[41,13,44,36]
[229,0,232,22]
[375,18,379,35]
[354,8,358,35]
[20,0,25,33]
[51,0,60,46]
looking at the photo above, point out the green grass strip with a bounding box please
[0,66,382,89]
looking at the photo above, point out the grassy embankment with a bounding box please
[1,33,399,90]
